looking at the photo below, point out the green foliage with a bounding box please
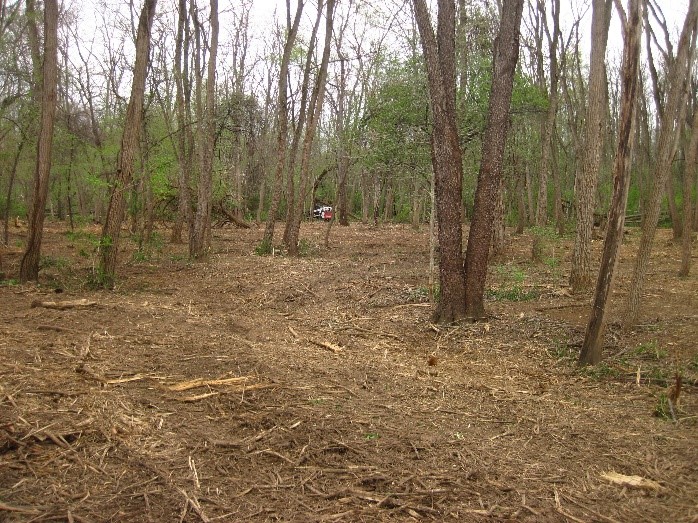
[39,255,70,270]
[364,432,380,440]
[548,339,576,361]
[633,340,667,361]
[653,393,674,421]
[580,362,622,380]
[0,278,20,287]
[255,238,273,256]
[487,264,538,301]
[298,239,319,257]
[362,58,432,213]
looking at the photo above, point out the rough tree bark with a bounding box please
[625,0,698,325]
[579,0,642,366]
[569,0,613,293]
[189,0,219,258]
[463,0,524,319]
[19,0,58,282]
[98,0,157,287]
[413,0,467,323]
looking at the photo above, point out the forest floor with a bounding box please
[0,219,697,523]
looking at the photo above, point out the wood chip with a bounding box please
[600,471,665,491]
[309,339,343,353]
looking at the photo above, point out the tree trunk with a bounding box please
[262,0,304,249]
[679,104,698,276]
[171,0,192,244]
[282,2,324,250]
[285,0,335,255]
[413,0,467,323]
[98,0,157,287]
[569,0,613,293]
[579,0,642,366]
[189,0,219,258]
[666,173,682,239]
[19,0,58,282]
[534,0,560,227]
[463,0,524,319]
[625,0,698,325]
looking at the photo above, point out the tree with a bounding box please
[170,0,193,243]
[625,0,698,325]
[189,0,219,258]
[463,0,524,319]
[579,0,642,366]
[569,0,613,293]
[679,98,698,276]
[534,0,561,227]
[283,0,335,255]
[413,0,467,323]
[19,0,58,282]
[97,0,157,288]
[261,0,304,250]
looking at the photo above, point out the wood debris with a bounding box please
[31,298,97,310]
[600,471,666,491]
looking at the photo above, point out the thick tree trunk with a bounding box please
[579,0,642,366]
[463,0,524,319]
[569,0,612,293]
[413,0,467,323]
[19,0,58,282]
[625,0,698,325]
[98,0,157,287]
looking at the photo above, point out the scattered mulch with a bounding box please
[1,221,696,522]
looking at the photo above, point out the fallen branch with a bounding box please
[600,471,665,492]
[0,501,43,514]
[309,339,343,353]
[167,375,253,392]
[31,299,97,310]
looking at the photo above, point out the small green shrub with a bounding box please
[580,362,621,380]
[633,340,667,361]
[254,238,273,256]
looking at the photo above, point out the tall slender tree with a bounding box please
[679,97,698,276]
[284,0,335,255]
[262,0,304,249]
[625,0,698,324]
[171,0,193,243]
[189,0,219,258]
[534,0,561,227]
[579,0,643,366]
[19,0,58,282]
[97,0,157,288]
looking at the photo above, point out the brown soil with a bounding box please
[1,221,696,522]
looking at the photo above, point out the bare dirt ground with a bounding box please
[1,220,696,523]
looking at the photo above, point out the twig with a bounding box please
[0,502,42,514]
[556,507,589,523]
